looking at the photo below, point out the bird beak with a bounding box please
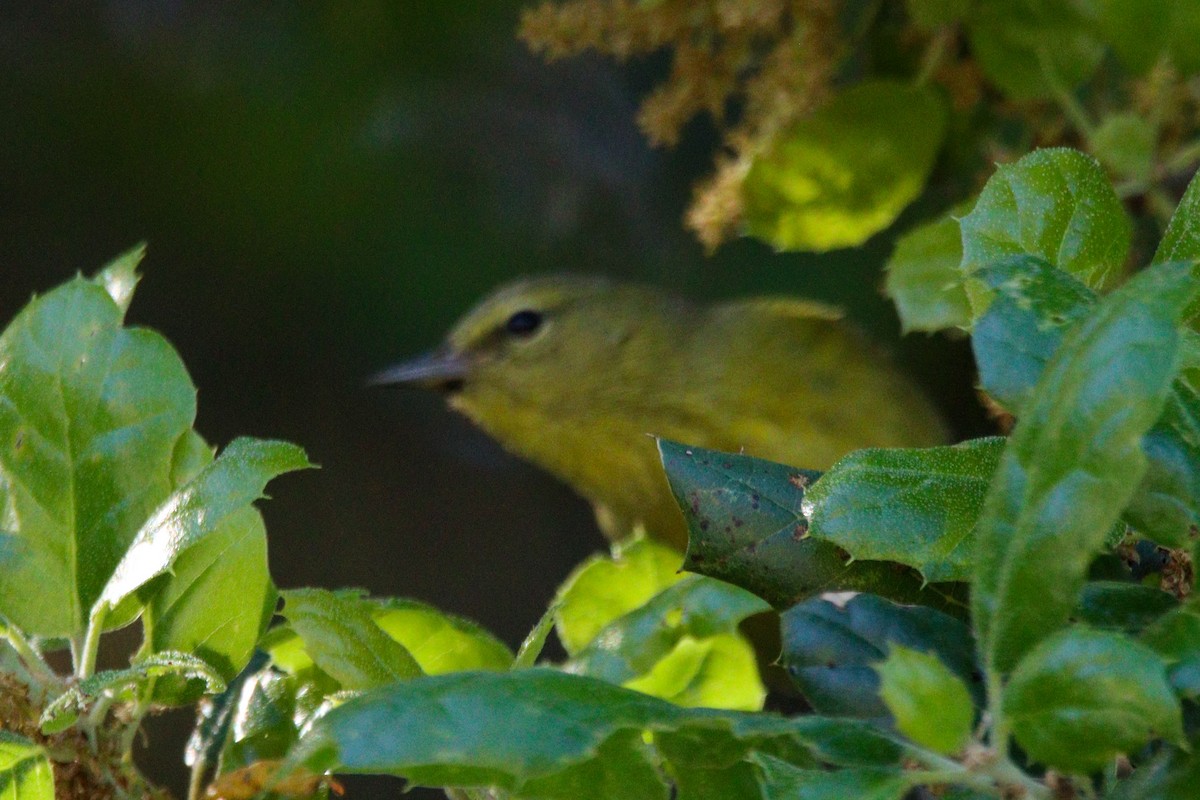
[369,348,470,392]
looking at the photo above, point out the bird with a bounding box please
[373,275,948,550]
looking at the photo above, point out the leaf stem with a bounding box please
[0,622,58,684]
[1038,48,1095,140]
[76,603,109,680]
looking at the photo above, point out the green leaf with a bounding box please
[972,261,1199,675]
[0,276,196,636]
[876,645,973,755]
[622,633,764,711]
[141,506,275,699]
[1141,596,1200,696]
[658,440,967,614]
[1106,739,1200,800]
[1091,113,1157,182]
[289,668,906,798]
[1075,582,1178,634]
[93,242,146,314]
[743,82,946,251]
[905,0,969,30]
[1168,2,1200,75]
[279,588,422,690]
[369,598,513,673]
[215,667,307,770]
[754,755,909,800]
[960,149,1130,299]
[883,209,973,333]
[1125,378,1200,546]
[99,437,310,611]
[966,1,1103,100]
[555,537,683,657]
[970,256,1097,413]
[1086,0,1173,73]
[780,594,979,719]
[802,438,1004,583]
[1003,627,1183,772]
[1153,168,1200,275]
[0,732,54,800]
[40,651,224,733]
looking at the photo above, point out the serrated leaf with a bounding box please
[0,732,54,800]
[0,276,196,636]
[960,149,1130,301]
[966,1,1103,100]
[884,209,972,333]
[754,754,909,800]
[802,438,1004,583]
[972,261,1199,675]
[1153,169,1200,319]
[743,82,946,251]
[41,651,224,733]
[288,669,907,798]
[658,441,966,614]
[1003,627,1183,772]
[93,242,146,313]
[876,645,973,755]
[555,537,683,657]
[279,588,422,690]
[780,594,979,719]
[99,437,310,611]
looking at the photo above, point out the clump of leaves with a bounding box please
[521,0,1200,255]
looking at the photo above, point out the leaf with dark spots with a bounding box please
[658,440,967,614]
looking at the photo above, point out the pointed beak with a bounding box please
[369,348,470,392]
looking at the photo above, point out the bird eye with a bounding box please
[504,309,543,337]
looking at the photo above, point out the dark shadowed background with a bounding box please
[0,2,989,795]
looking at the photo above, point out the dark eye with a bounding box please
[505,309,543,337]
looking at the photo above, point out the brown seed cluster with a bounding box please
[520,0,843,250]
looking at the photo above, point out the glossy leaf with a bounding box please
[0,276,196,635]
[802,438,1004,583]
[960,149,1130,297]
[659,440,966,614]
[743,82,946,251]
[555,537,683,656]
[0,732,54,800]
[883,210,972,333]
[972,261,1198,675]
[94,242,145,314]
[1003,627,1183,772]
[876,646,973,755]
[780,594,979,719]
[99,437,310,610]
[279,588,422,690]
[290,668,907,798]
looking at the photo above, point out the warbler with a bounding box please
[374,275,947,549]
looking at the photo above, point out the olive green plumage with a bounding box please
[377,275,948,549]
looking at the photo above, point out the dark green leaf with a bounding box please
[555,537,683,657]
[1086,0,1173,73]
[960,149,1130,297]
[743,82,946,251]
[217,668,306,769]
[1003,627,1183,772]
[1075,582,1178,634]
[659,440,967,614]
[279,588,423,690]
[0,276,196,636]
[972,261,1198,675]
[99,437,311,611]
[967,1,1103,100]
[883,210,972,333]
[754,755,909,800]
[1106,738,1200,800]
[1141,597,1200,697]
[0,732,54,800]
[803,438,1004,582]
[781,594,979,719]
[905,0,969,30]
[970,256,1096,412]
[1125,377,1200,545]
[876,645,973,755]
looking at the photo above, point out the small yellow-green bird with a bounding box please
[374,276,948,549]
